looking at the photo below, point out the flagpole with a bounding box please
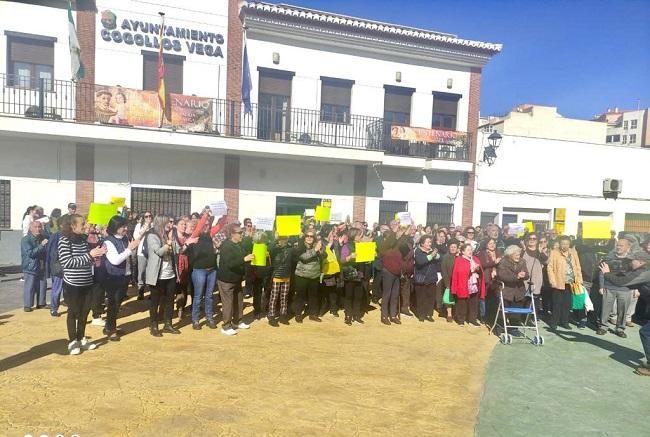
[158,11,166,128]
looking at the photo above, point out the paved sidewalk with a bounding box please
[476,322,649,436]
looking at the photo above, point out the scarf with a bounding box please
[465,255,480,294]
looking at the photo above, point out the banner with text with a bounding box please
[390,126,467,145]
[94,86,213,132]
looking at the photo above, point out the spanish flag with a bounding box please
[157,13,167,127]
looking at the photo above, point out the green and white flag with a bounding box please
[68,0,85,81]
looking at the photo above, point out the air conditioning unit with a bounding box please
[603,178,622,199]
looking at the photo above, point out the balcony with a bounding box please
[0,73,469,161]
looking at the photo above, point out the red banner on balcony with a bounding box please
[94,86,212,132]
[390,126,466,144]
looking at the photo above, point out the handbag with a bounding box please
[572,292,586,310]
[443,287,456,305]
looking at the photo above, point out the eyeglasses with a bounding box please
[144,214,152,218]
[233,230,243,235]
[305,234,315,238]
[467,231,475,235]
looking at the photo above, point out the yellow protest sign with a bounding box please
[322,199,332,208]
[554,222,565,234]
[110,197,126,208]
[355,241,376,263]
[582,221,611,239]
[251,243,267,267]
[276,215,302,236]
[314,206,331,222]
[87,203,118,226]
[322,246,340,275]
[555,208,566,222]
[524,222,535,233]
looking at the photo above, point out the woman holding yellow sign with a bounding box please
[293,231,324,323]
[340,228,367,325]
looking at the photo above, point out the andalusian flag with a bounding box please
[67,0,85,81]
[157,13,167,127]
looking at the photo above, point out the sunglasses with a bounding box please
[305,234,315,238]
[467,231,475,234]
[528,237,538,240]
[144,215,152,218]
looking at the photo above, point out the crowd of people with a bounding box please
[18,203,650,376]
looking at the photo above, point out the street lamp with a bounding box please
[482,131,502,166]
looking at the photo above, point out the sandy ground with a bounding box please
[0,293,496,436]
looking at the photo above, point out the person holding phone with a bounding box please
[58,214,107,355]
[102,215,140,341]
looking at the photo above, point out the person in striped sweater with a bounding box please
[58,214,107,355]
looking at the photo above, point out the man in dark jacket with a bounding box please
[217,223,254,336]
[21,221,48,312]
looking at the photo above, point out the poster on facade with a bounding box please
[94,86,213,132]
[390,126,467,144]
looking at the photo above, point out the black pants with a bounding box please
[414,283,435,319]
[542,286,553,314]
[551,285,572,327]
[150,278,176,323]
[372,268,382,301]
[252,276,271,316]
[456,293,479,324]
[91,282,105,319]
[293,276,319,317]
[344,281,364,318]
[320,283,339,314]
[104,278,128,332]
[485,290,499,326]
[63,283,93,342]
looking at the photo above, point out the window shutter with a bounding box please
[321,78,352,106]
[9,36,53,65]
[259,75,292,96]
[143,53,183,94]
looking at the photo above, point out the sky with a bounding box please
[283,0,650,120]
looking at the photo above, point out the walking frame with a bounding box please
[489,281,544,346]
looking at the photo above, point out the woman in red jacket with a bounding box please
[451,243,486,327]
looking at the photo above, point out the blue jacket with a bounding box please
[21,233,46,274]
[45,232,61,278]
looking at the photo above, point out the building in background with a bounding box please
[475,109,650,236]
[0,0,502,265]
[593,107,650,147]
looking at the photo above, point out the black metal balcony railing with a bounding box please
[0,73,469,161]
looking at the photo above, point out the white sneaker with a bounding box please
[237,322,250,330]
[91,318,106,327]
[68,340,81,355]
[221,328,238,336]
[80,337,97,351]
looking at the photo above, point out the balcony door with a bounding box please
[257,68,293,142]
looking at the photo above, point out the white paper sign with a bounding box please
[253,216,275,231]
[329,212,343,223]
[508,223,525,236]
[304,209,315,217]
[209,200,228,217]
[397,212,412,225]
[37,216,50,224]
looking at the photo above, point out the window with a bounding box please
[275,196,320,216]
[258,68,293,141]
[320,77,353,123]
[606,135,612,143]
[432,92,461,130]
[630,134,637,144]
[427,203,453,227]
[480,212,499,228]
[383,85,413,126]
[131,187,191,218]
[622,135,627,144]
[623,120,628,130]
[502,214,518,227]
[378,200,407,226]
[0,180,10,229]
[5,32,55,90]
[612,134,621,142]
[143,51,184,94]
[631,119,638,129]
